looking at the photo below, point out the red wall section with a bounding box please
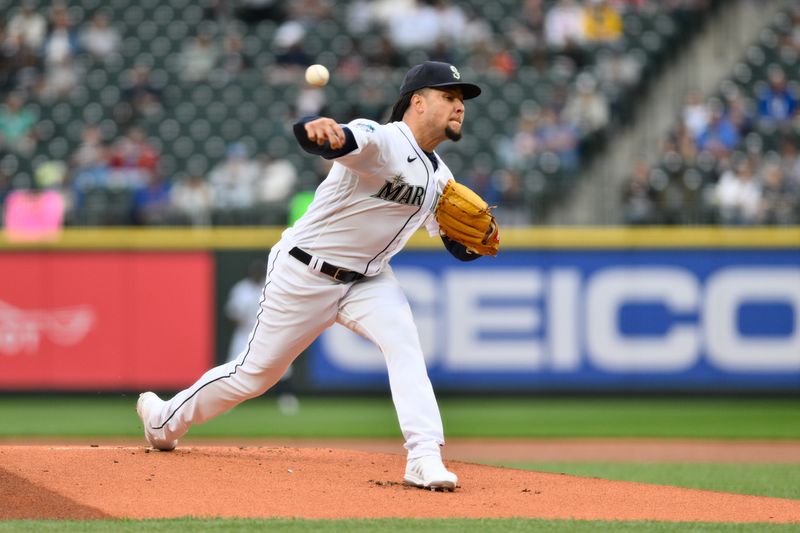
[0,252,213,390]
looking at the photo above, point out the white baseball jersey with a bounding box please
[142,117,456,465]
[282,119,450,276]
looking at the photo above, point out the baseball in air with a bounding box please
[305,64,329,87]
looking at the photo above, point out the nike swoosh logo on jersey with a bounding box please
[407,155,417,163]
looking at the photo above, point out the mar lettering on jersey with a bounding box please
[371,174,426,207]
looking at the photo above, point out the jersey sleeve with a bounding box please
[293,116,358,159]
[423,212,440,237]
[332,118,388,177]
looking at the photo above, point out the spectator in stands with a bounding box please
[537,106,580,170]
[0,92,37,156]
[335,38,364,83]
[583,0,623,44]
[595,40,640,86]
[789,3,800,48]
[170,173,214,227]
[432,0,467,45]
[3,4,42,93]
[180,30,220,82]
[609,0,651,11]
[462,163,502,207]
[593,43,640,120]
[285,0,334,25]
[621,159,658,224]
[345,0,374,35]
[681,90,710,140]
[295,86,326,117]
[361,35,403,69]
[34,158,67,187]
[723,88,753,139]
[497,107,541,170]
[367,0,417,29]
[255,151,297,205]
[545,0,586,50]
[3,29,40,95]
[203,0,233,23]
[563,73,610,136]
[70,124,110,191]
[5,0,47,57]
[494,169,528,225]
[488,39,517,79]
[0,169,11,217]
[428,39,457,66]
[225,259,267,363]
[0,22,16,91]
[696,100,739,158]
[223,256,299,412]
[386,0,465,55]
[520,0,546,42]
[235,0,286,24]
[119,65,163,124]
[756,66,797,127]
[387,1,440,51]
[39,6,81,100]
[759,161,797,225]
[131,173,172,225]
[269,21,310,83]
[665,119,698,164]
[80,11,120,62]
[779,138,800,189]
[352,83,387,122]
[460,5,494,53]
[220,31,251,80]
[713,158,762,225]
[109,126,159,189]
[208,142,260,210]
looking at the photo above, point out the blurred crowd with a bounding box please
[621,2,800,226]
[0,0,729,228]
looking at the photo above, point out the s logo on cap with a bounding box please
[450,66,461,80]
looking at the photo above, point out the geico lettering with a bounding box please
[585,267,700,372]
[548,269,581,371]
[445,269,543,370]
[705,268,800,371]
[317,264,800,375]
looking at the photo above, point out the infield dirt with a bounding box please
[2,442,800,523]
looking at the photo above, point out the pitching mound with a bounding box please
[1,445,799,523]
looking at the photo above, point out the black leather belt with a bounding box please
[289,247,365,283]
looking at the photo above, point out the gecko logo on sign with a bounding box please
[320,267,800,373]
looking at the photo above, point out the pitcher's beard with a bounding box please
[445,126,462,141]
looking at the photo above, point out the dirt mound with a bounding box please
[2,445,799,523]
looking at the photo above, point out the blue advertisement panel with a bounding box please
[306,249,800,392]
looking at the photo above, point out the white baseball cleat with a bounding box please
[403,456,458,492]
[136,392,177,451]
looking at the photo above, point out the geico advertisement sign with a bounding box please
[320,266,800,374]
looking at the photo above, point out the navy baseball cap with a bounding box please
[399,61,481,100]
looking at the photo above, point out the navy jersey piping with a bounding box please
[363,123,431,274]
[152,250,280,430]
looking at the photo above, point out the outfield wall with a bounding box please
[1,227,798,393]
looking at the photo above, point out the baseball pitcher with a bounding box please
[137,61,499,491]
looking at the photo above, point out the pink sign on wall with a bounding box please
[3,190,65,242]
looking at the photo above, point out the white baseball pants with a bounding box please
[147,240,445,460]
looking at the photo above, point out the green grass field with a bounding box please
[2,396,798,439]
[2,396,799,532]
